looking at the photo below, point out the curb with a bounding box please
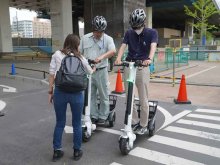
[0,74,49,86]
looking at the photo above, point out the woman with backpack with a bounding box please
[48,34,95,162]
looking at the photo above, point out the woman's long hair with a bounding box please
[61,34,81,57]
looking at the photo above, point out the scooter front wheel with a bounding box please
[119,137,131,155]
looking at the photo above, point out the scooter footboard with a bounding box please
[109,95,117,111]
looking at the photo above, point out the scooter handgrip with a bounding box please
[114,63,129,67]
[88,59,96,64]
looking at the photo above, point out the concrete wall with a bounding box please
[157,28,181,38]
[157,38,189,47]
[123,0,146,32]
[12,38,51,46]
[84,0,124,48]
[84,0,146,49]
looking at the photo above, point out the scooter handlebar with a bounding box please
[114,62,129,67]
[134,60,149,67]
[114,60,149,67]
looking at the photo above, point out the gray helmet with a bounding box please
[129,9,146,29]
[92,16,107,32]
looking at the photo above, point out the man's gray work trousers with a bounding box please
[90,67,109,120]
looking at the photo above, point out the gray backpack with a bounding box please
[55,55,88,92]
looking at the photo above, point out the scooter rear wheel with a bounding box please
[148,122,155,137]
[119,137,131,155]
[108,112,116,127]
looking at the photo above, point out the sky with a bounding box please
[9,7,37,23]
[9,7,84,27]
[214,0,220,9]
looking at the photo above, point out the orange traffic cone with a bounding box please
[112,69,125,94]
[174,74,191,104]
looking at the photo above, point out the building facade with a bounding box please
[11,17,51,38]
[11,18,33,38]
[32,18,51,38]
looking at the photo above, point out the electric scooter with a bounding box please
[116,61,157,155]
[82,60,118,142]
[82,60,97,142]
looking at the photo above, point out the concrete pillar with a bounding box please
[185,18,194,40]
[72,0,80,36]
[50,0,72,52]
[72,17,79,36]
[0,0,13,52]
[146,7,152,28]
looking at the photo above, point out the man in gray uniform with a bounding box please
[80,16,116,125]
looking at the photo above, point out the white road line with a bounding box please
[129,147,205,165]
[164,126,220,141]
[0,100,6,111]
[109,162,123,165]
[187,114,220,121]
[96,127,121,135]
[158,110,191,131]
[149,135,220,158]
[157,105,172,124]
[124,97,173,126]
[65,125,121,135]
[64,126,73,133]
[41,79,49,85]
[134,97,173,130]
[0,84,17,92]
[196,109,220,115]
[186,66,216,79]
[177,119,220,130]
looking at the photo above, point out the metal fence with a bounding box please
[122,48,189,73]
[152,48,189,73]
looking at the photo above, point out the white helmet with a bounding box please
[129,9,146,29]
[92,16,107,32]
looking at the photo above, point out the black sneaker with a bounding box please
[91,118,98,124]
[0,111,5,117]
[136,126,148,135]
[74,149,83,161]
[97,118,106,125]
[52,150,64,162]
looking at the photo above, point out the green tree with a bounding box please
[184,0,220,45]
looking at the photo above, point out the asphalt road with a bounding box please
[1,75,220,165]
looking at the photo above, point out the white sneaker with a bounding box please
[136,126,148,135]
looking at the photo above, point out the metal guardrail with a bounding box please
[122,49,220,86]
[150,75,181,80]
[15,67,49,79]
[175,50,220,52]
